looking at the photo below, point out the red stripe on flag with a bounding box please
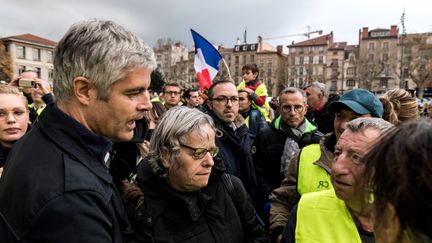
[196,68,212,91]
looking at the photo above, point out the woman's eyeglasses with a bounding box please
[180,144,219,159]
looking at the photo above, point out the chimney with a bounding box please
[390,25,398,36]
[277,45,283,53]
[361,27,369,40]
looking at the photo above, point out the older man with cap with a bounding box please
[269,88,383,243]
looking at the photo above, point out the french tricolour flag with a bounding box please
[191,29,222,90]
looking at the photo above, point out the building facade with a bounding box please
[216,36,286,96]
[286,33,333,91]
[325,42,347,93]
[1,34,56,82]
[358,26,400,93]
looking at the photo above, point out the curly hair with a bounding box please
[379,89,419,125]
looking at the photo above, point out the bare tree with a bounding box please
[403,33,432,98]
[0,40,13,82]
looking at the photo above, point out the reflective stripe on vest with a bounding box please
[237,81,271,122]
[297,144,333,195]
[296,189,362,243]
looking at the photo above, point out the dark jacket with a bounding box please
[125,160,269,243]
[0,143,10,168]
[202,104,258,200]
[253,117,323,205]
[305,100,336,135]
[0,105,131,242]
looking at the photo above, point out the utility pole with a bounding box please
[400,11,407,88]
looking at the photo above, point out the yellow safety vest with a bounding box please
[237,81,271,122]
[297,144,333,195]
[28,104,46,116]
[296,189,362,243]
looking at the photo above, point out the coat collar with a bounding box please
[38,105,113,183]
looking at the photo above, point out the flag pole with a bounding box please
[221,58,233,81]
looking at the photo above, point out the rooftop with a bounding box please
[1,33,57,47]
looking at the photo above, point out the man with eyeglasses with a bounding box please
[161,81,182,109]
[202,80,258,200]
[253,87,323,225]
[270,88,384,243]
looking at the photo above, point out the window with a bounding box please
[48,69,54,81]
[382,53,389,62]
[318,56,323,64]
[299,67,304,75]
[299,56,304,65]
[380,79,388,88]
[291,68,297,76]
[368,42,375,50]
[347,67,356,75]
[36,68,41,78]
[346,79,355,87]
[16,45,25,59]
[250,55,255,63]
[33,48,41,61]
[309,56,313,64]
[235,56,239,64]
[333,51,338,55]
[331,58,338,67]
[368,54,374,62]
[383,42,389,50]
[18,65,26,75]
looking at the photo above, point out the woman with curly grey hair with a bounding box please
[123,106,268,242]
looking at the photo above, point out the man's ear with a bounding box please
[206,100,213,110]
[72,76,96,105]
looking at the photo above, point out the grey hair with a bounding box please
[53,19,156,101]
[346,117,394,135]
[279,87,307,105]
[306,81,329,98]
[146,106,215,176]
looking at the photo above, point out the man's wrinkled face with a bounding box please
[279,92,308,128]
[331,128,381,204]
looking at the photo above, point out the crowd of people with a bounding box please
[0,19,431,243]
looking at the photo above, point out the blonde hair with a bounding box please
[380,89,419,125]
[0,85,28,107]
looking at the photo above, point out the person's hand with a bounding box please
[34,78,52,95]
[0,167,3,178]
[137,140,150,158]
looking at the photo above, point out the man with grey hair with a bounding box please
[253,87,323,223]
[0,20,155,242]
[282,118,393,243]
[304,81,336,134]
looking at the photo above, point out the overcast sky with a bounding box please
[1,0,430,52]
